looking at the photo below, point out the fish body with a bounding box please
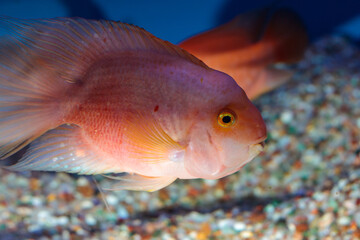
[179,8,308,99]
[0,17,266,191]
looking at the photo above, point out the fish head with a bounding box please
[183,70,267,179]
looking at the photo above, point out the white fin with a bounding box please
[92,176,111,212]
[102,173,177,192]
[6,124,120,175]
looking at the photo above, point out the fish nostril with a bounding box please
[206,130,214,145]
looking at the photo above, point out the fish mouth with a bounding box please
[248,141,265,159]
[251,135,267,145]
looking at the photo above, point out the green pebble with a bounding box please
[287,126,297,134]
[297,143,306,151]
[152,229,162,237]
[0,224,6,231]
[329,199,338,212]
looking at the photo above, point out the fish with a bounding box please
[0,17,266,191]
[179,8,308,100]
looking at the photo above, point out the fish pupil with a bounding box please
[222,116,232,124]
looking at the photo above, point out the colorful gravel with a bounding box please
[0,35,359,240]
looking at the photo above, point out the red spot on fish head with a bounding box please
[154,105,159,112]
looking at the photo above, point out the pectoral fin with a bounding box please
[124,111,185,164]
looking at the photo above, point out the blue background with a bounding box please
[0,0,359,43]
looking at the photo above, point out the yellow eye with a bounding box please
[217,110,236,127]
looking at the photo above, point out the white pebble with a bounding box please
[204,179,218,187]
[57,216,69,226]
[280,111,294,124]
[106,194,119,206]
[28,224,42,233]
[356,117,360,128]
[337,216,351,226]
[234,221,246,232]
[218,218,235,229]
[81,200,94,209]
[117,206,129,219]
[77,177,89,186]
[85,214,97,226]
[240,231,254,238]
[31,197,43,207]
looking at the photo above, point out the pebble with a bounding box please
[233,221,247,232]
[116,206,129,219]
[57,216,69,226]
[240,230,254,238]
[338,216,351,226]
[106,194,119,206]
[85,214,97,226]
[80,200,94,209]
[280,111,294,124]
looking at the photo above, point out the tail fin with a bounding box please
[180,7,308,64]
[261,8,308,63]
[0,22,66,159]
[179,8,307,100]
[179,8,270,54]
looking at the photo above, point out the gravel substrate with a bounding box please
[0,35,359,240]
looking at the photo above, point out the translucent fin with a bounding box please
[0,39,64,159]
[123,112,185,164]
[247,66,293,99]
[102,173,176,192]
[0,16,208,85]
[92,176,111,212]
[0,22,69,159]
[263,67,293,91]
[6,124,120,175]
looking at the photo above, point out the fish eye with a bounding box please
[217,110,236,128]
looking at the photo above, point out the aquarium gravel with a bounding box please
[0,35,359,240]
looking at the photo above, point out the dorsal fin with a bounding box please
[0,16,208,83]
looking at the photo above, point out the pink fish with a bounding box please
[0,17,266,191]
[179,8,308,99]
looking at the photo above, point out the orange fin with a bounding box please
[179,8,307,69]
[102,173,177,192]
[249,66,293,99]
[6,124,121,174]
[123,111,185,164]
[261,8,308,63]
[179,8,270,54]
